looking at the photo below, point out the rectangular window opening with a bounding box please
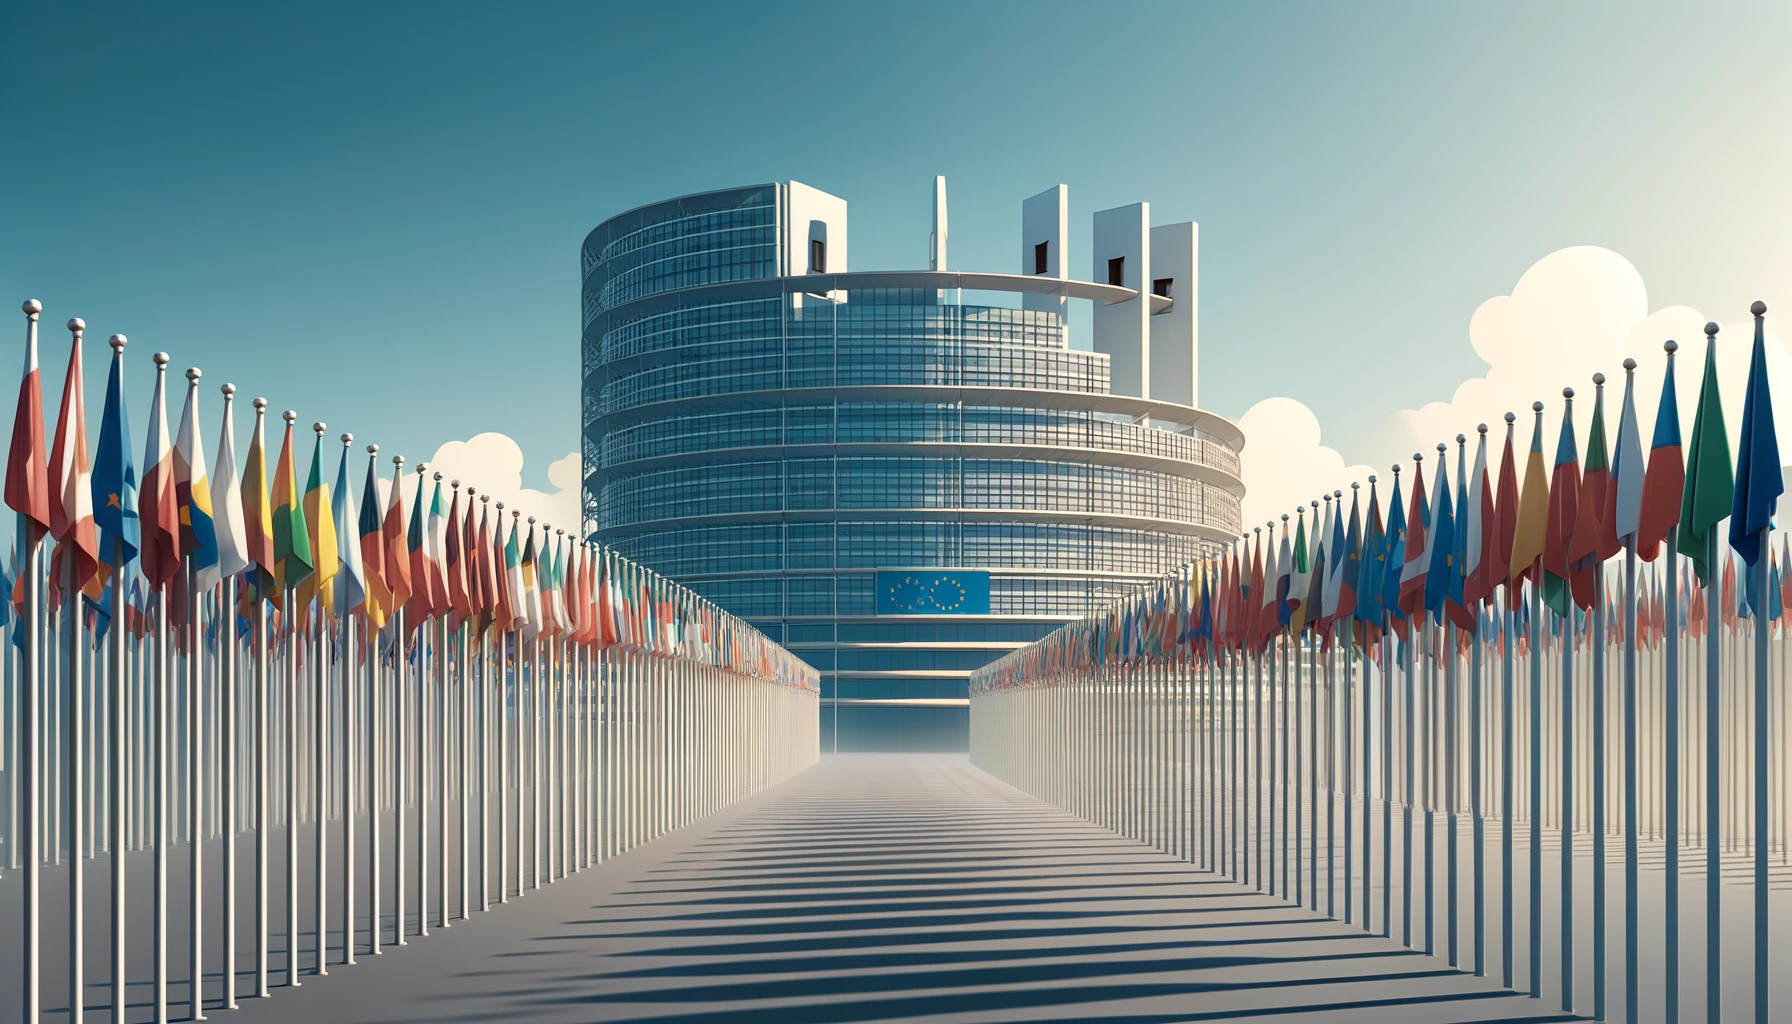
[1153,277,1173,298]
[810,238,826,274]
[1034,241,1049,275]
[1107,256,1125,287]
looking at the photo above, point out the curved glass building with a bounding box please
[583,181,1244,750]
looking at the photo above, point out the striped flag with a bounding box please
[92,339,138,575]
[331,437,364,618]
[48,326,98,596]
[6,307,49,537]
[381,460,412,617]
[270,414,313,601]
[1510,404,1551,585]
[357,449,389,629]
[139,358,182,592]
[1541,396,1581,617]
[240,400,275,603]
[173,370,220,590]
[210,388,251,585]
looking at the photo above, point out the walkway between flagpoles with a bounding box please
[224,754,1581,1024]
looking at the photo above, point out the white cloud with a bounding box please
[1241,245,1792,529]
[424,432,582,533]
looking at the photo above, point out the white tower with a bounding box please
[930,176,948,271]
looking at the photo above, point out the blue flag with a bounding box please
[1425,451,1457,616]
[1383,473,1407,623]
[1730,304,1783,614]
[92,343,139,569]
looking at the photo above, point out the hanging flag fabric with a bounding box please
[1336,486,1362,627]
[240,400,276,602]
[1729,304,1783,610]
[425,474,450,619]
[381,461,412,617]
[1463,429,1489,606]
[1611,362,1647,549]
[92,340,139,573]
[1356,478,1386,635]
[332,438,365,618]
[444,485,470,627]
[1638,344,1686,561]
[405,470,436,623]
[1568,381,1610,611]
[1510,405,1550,585]
[1382,472,1408,629]
[270,414,314,600]
[6,308,50,538]
[1677,328,1733,585]
[1400,458,1430,617]
[505,516,528,636]
[139,358,182,592]
[173,370,221,590]
[48,328,98,596]
[357,450,389,628]
[1286,508,1311,627]
[210,389,251,584]
[1424,447,1456,616]
[1541,395,1581,617]
[1486,418,1516,597]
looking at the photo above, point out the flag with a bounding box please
[357,449,390,629]
[1336,485,1362,626]
[332,438,365,618]
[444,484,470,627]
[139,358,182,591]
[1677,328,1732,585]
[1541,396,1581,617]
[6,308,49,538]
[270,413,313,600]
[1400,457,1430,617]
[504,515,527,636]
[1356,477,1386,635]
[1424,446,1456,616]
[1463,427,1490,606]
[92,340,138,574]
[211,389,251,584]
[173,370,220,590]
[1611,363,1647,549]
[240,400,275,602]
[1286,508,1312,629]
[425,474,450,618]
[1383,470,1408,630]
[1730,304,1782,609]
[47,327,98,596]
[1510,405,1550,585]
[1488,415,1518,592]
[405,470,435,622]
[1568,380,1610,610]
[1639,344,1686,562]
[381,460,412,617]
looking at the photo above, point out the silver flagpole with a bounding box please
[63,317,87,1024]
[19,299,43,1024]
[1750,304,1772,1024]
[339,433,357,968]
[311,423,328,980]
[416,466,431,940]
[1622,461,1639,1024]
[187,559,204,1017]
[497,504,508,903]
[1471,427,1488,978]
[155,581,169,1021]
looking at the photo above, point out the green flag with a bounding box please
[1676,330,1732,585]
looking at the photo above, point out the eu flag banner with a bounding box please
[876,569,991,615]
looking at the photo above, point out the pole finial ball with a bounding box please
[1333,488,1343,498]
[67,318,84,333]
[153,352,170,367]
[366,443,378,454]
[1665,339,1679,354]
[1368,473,1377,484]
[392,454,404,466]
[1478,423,1489,434]
[433,471,442,481]
[221,383,235,396]
[1282,513,1290,521]
[1592,372,1605,386]
[416,463,426,474]
[1413,452,1423,463]
[1562,386,1574,399]
[451,479,460,488]
[282,410,296,423]
[1456,433,1466,444]
[186,367,201,382]
[1505,411,1517,423]
[340,433,352,445]
[109,334,127,350]
[252,397,267,411]
[1705,321,1720,337]
[1533,401,1545,412]
[1392,463,1401,474]
[22,299,42,316]
[1753,300,1767,317]
[1623,358,1637,371]
[480,494,489,502]
[1351,481,1360,490]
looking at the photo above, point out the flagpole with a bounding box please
[1706,499,1721,1024]
[67,467,86,1024]
[1623,509,1639,1024]
[1530,548,1544,999]
[18,299,43,1024]
[251,408,271,993]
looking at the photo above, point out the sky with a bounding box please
[3,1,1791,534]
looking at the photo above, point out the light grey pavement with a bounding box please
[219,753,1586,1024]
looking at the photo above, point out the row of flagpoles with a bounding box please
[972,302,1786,1023]
[1,299,822,1023]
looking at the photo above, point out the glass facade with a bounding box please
[583,183,1243,751]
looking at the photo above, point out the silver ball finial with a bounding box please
[152,352,169,368]
[366,443,378,454]
[1477,423,1488,434]
[392,454,404,467]
[312,421,326,436]
[1752,300,1767,317]
[496,501,505,511]
[1455,433,1466,444]
[281,410,296,423]
[1623,358,1637,371]
[1392,463,1401,475]
[528,516,536,524]
[1333,488,1343,498]
[1592,372,1605,386]
[67,318,84,334]
[1705,321,1720,337]
[221,383,236,396]
[185,367,200,382]
[1562,387,1574,399]
[512,509,521,518]
[415,463,427,475]
[480,494,489,503]
[432,471,443,481]
[1437,442,1448,453]
[108,334,126,351]
[22,299,42,316]
[1413,452,1423,463]
[1368,473,1377,484]
[251,397,266,411]
[450,479,460,488]
[1281,513,1290,521]
[1532,401,1545,413]
[1505,411,1516,423]
[340,432,352,446]
[1350,481,1359,490]
[1665,339,1679,354]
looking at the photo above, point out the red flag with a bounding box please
[7,304,50,539]
[381,461,412,615]
[48,325,98,598]
[444,485,470,626]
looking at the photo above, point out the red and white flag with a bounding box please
[6,307,50,539]
[48,327,98,597]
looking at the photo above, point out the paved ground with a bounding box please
[222,753,1586,1024]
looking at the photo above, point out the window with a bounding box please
[810,238,826,274]
[1034,241,1049,275]
[1153,277,1173,298]
[1107,256,1125,287]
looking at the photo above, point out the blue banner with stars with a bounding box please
[875,570,991,615]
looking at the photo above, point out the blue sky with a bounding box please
[3,1,1789,506]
